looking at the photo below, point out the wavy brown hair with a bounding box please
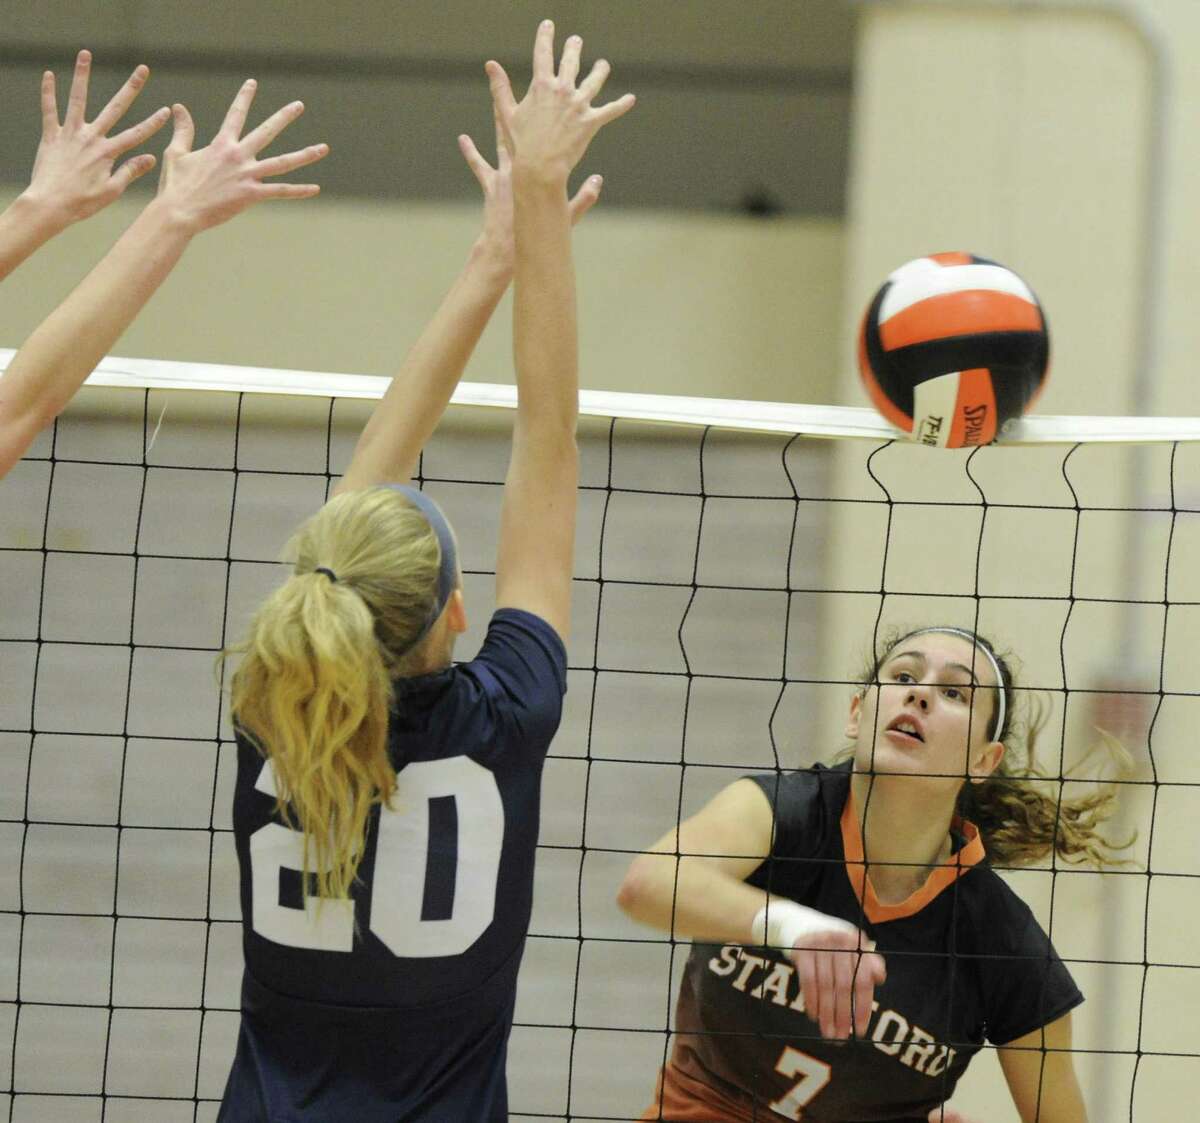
[219,487,445,902]
[848,626,1134,868]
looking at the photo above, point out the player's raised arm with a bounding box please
[0,81,328,480]
[0,51,170,284]
[489,21,635,642]
[332,103,604,496]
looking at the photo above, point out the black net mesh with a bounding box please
[0,384,1196,1122]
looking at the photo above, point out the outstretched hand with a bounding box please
[26,50,171,226]
[154,80,329,235]
[485,20,635,183]
[458,108,603,274]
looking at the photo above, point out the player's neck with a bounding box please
[850,772,955,904]
[400,627,455,676]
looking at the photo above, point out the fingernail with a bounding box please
[246,78,257,88]
[569,35,581,45]
[591,175,603,185]
[542,19,553,29]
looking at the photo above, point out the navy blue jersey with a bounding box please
[672,761,1082,1122]
[219,608,567,1123]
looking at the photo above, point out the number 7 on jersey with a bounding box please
[770,1047,832,1120]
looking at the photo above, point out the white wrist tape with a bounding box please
[751,900,860,951]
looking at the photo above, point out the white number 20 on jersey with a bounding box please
[249,755,505,957]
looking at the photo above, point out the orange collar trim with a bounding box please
[839,790,986,924]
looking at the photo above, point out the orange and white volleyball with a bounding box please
[857,253,1050,448]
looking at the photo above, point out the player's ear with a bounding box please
[447,587,468,635]
[969,739,1005,784]
[845,691,863,740]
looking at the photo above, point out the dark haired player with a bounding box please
[621,627,1101,1123]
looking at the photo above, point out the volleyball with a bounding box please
[857,253,1049,448]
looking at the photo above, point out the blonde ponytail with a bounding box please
[222,487,444,902]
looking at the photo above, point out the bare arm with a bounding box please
[332,111,602,496]
[998,1013,1088,1123]
[0,81,328,479]
[331,246,511,495]
[0,50,169,283]
[617,778,777,943]
[618,777,887,1041]
[488,21,635,641]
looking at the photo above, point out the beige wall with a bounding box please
[0,186,843,405]
[835,3,1198,1121]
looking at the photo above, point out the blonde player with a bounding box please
[0,67,328,478]
[216,23,634,1121]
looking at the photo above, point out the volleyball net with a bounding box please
[1,352,1199,1122]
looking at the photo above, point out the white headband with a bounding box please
[895,627,1007,740]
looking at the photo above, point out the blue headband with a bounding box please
[387,484,459,646]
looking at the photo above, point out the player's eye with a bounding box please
[893,670,914,684]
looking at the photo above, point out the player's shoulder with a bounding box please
[955,863,1083,1042]
[485,606,568,651]
[452,608,568,748]
[957,861,1051,953]
[745,759,851,810]
[465,608,567,691]
[742,759,851,856]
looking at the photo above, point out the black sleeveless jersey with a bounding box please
[218,608,567,1122]
[672,762,1082,1122]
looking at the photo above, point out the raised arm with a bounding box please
[332,106,603,496]
[0,50,170,283]
[488,21,635,641]
[0,81,328,479]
